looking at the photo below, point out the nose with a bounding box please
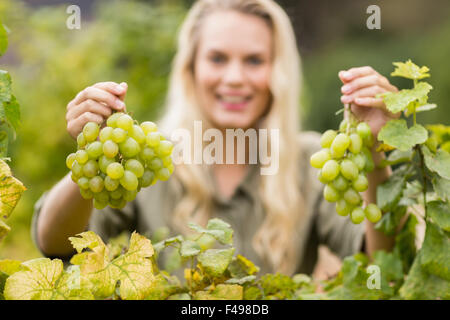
[223,60,244,86]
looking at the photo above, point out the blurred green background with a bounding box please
[0,0,449,260]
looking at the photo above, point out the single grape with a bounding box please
[123,189,138,202]
[99,126,114,143]
[94,189,109,204]
[167,163,174,175]
[104,175,120,191]
[365,204,382,223]
[310,149,331,169]
[320,130,337,148]
[157,140,174,157]
[87,141,103,159]
[83,122,99,142]
[353,174,369,192]
[362,147,375,172]
[332,175,349,191]
[93,199,108,210]
[83,160,99,178]
[77,132,87,148]
[75,150,89,165]
[111,128,127,144]
[117,114,133,131]
[336,199,352,216]
[343,188,361,206]
[89,176,104,193]
[330,147,345,159]
[323,184,340,202]
[103,140,119,158]
[119,137,141,158]
[106,112,124,128]
[71,161,83,178]
[146,132,160,148]
[110,197,127,209]
[149,158,163,171]
[331,133,351,153]
[140,121,158,135]
[120,170,139,191]
[141,170,155,188]
[156,168,171,181]
[340,159,359,181]
[106,162,125,180]
[125,159,144,178]
[66,153,76,170]
[140,146,156,162]
[80,188,94,200]
[110,187,123,200]
[349,133,363,154]
[162,156,172,167]
[71,173,79,183]
[339,119,348,132]
[349,153,366,171]
[356,122,371,140]
[317,170,329,184]
[129,125,146,144]
[321,160,340,182]
[98,155,115,174]
[350,207,365,224]
[77,177,90,190]
[364,133,374,148]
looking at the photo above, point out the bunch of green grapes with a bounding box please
[66,112,174,210]
[310,119,382,224]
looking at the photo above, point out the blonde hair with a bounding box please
[160,0,305,275]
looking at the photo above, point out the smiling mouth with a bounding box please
[216,94,252,110]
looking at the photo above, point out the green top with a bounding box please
[31,131,366,276]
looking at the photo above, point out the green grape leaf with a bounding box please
[206,218,233,245]
[391,60,430,80]
[152,235,183,253]
[399,250,450,300]
[0,159,26,219]
[179,239,200,257]
[398,180,422,207]
[423,146,450,180]
[378,120,428,151]
[404,103,436,117]
[197,248,235,278]
[380,82,432,114]
[227,254,260,278]
[258,273,304,299]
[4,95,21,133]
[372,250,404,295]
[0,219,10,241]
[225,275,257,285]
[70,231,156,300]
[420,222,450,280]
[0,259,22,296]
[0,70,12,105]
[4,258,94,300]
[377,165,413,212]
[0,23,8,57]
[188,221,229,244]
[375,206,407,236]
[427,201,450,232]
[432,176,450,202]
[194,284,243,300]
[426,124,450,146]
[379,149,414,168]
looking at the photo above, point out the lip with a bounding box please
[216,93,252,111]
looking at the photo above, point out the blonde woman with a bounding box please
[33,0,400,276]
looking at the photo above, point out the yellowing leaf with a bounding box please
[0,219,10,241]
[0,159,26,220]
[3,258,93,300]
[198,248,235,278]
[391,60,430,80]
[194,284,243,300]
[69,230,104,254]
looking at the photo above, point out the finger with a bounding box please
[341,74,389,95]
[92,81,127,97]
[339,66,376,82]
[73,86,125,111]
[353,97,385,108]
[66,99,113,122]
[67,112,104,139]
[117,82,128,101]
[341,85,386,104]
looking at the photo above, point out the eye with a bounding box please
[209,53,227,64]
[246,56,263,65]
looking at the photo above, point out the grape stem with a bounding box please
[416,144,428,220]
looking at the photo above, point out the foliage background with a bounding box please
[0,0,449,262]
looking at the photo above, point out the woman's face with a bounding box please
[194,10,273,130]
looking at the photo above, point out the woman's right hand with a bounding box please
[66,81,128,139]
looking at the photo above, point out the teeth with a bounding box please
[221,95,247,103]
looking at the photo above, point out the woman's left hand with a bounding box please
[338,66,400,140]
